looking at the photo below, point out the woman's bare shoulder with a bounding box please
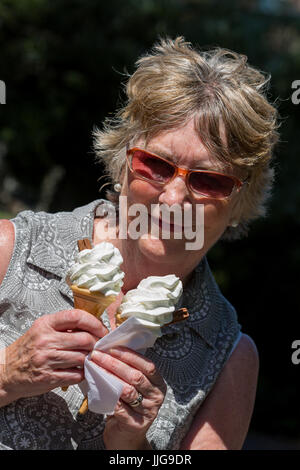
[0,220,15,285]
[224,333,259,388]
[231,333,259,368]
[180,333,259,449]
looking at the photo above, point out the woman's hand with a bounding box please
[91,346,167,450]
[0,309,108,405]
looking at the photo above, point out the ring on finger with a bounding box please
[128,392,143,408]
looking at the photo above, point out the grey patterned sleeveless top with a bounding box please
[0,199,241,450]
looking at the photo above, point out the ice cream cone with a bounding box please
[63,238,124,411]
[62,286,117,394]
[62,238,93,393]
[77,289,119,415]
[71,286,117,410]
[78,308,189,415]
[71,285,117,319]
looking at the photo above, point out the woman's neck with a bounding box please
[93,217,197,293]
[115,237,195,293]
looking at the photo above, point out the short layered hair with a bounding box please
[93,36,279,240]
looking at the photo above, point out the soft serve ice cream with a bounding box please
[116,274,183,331]
[79,274,184,415]
[67,241,124,296]
[71,250,186,415]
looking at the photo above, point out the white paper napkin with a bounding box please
[79,317,161,414]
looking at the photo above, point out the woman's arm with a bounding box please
[180,333,259,450]
[0,219,109,408]
[0,219,15,285]
[0,219,15,406]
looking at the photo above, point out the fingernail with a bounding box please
[91,350,103,360]
[108,347,123,355]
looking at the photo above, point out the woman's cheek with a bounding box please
[127,179,159,205]
[203,200,231,234]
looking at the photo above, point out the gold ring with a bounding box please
[129,392,143,408]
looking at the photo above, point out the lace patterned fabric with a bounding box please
[0,200,241,450]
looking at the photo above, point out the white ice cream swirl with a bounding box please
[67,242,124,296]
[118,274,183,329]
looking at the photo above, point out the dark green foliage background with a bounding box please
[0,0,299,442]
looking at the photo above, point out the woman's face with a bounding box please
[119,119,241,269]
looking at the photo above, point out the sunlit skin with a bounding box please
[94,118,242,293]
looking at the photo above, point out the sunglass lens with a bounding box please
[189,172,235,198]
[131,150,174,182]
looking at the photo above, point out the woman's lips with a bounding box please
[150,215,192,233]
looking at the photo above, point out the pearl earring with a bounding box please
[114,183,121,192]
[230,220,239,228]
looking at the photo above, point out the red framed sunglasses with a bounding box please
[126,148,245,200]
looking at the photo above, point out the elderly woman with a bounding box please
[0,37,278,450]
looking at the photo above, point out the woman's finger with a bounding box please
[54,330,100,351]
[102,346,165,388]
[54,368,85,387]
[47,349,88,369]
[49,309,108,337]
[113,397,159,429]
[90,350,154,397]
[113,399,146,424]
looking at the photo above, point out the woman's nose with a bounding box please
[158,175,190,206]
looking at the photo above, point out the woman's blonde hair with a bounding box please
[93,36,279,239]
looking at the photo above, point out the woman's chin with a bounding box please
[137,234,182,264]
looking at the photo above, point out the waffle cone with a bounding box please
[71,285,117,319]
[77,288,117,414]
[63,286,116,397]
